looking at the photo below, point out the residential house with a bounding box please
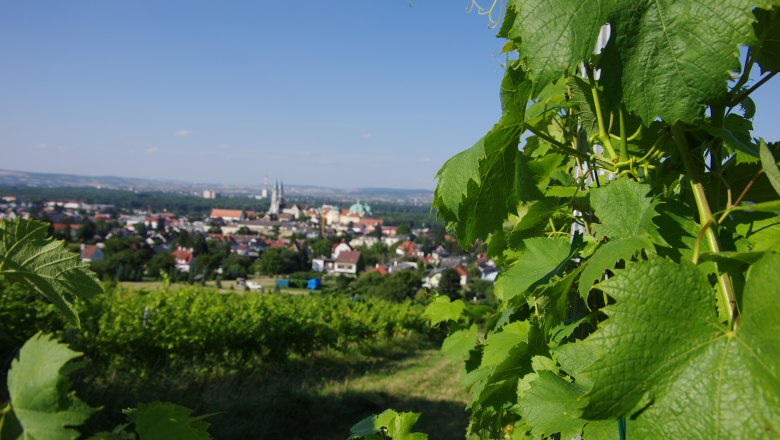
[80,244,104,263]
[331,241,353,259]
[172,246,195,272]
[454,264,469,286]
[424,265,468,288]
[334,251,364,275]
[382,226,398,237]
[389,261,418,274]
[312,257,335,273]
[210,209,244,223]
[367,264,389,276]
[396,240,422,258]
[282,204,304,219]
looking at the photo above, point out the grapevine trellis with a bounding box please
[352,1,780,438]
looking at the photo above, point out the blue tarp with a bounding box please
[275,279,290,288]
[306,278,321,290]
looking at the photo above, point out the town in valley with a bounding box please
[0,175,498,302]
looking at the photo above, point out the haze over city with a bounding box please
[2,1,779,189]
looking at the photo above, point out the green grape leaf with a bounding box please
[433,119,524,247]
[432,142,483,221]
[728,200,780,213]
[517,371,590,440]
[528,266,584,337]
[441,324,479,362]
[467,321,547,414]
[482,321,531,367]
[734,213,780,252]
[455,123,524,247]
[507,198,564,247]
[753,8,780,73]
[582,419,621,440]
[348,409,427,440]
[601,1,761,124]
[0,406,23,440]
[705,126,759,158]
[423,296,465,326]
[653,199,700,261]
[527,154,566,194]
[495,237,574,302]
[590,178,664,245]
[509,0,609,97]
[578,237,647,300]
[568,76,600,136]
[722,161,780,203]
[545,186,583,198]
[134,402,213,440]
[500,61,534,119]
[760,139,780,197]
[0,218,103,325]
[698,250,765,266]
[6,333,96,440]
[581,256,780,438]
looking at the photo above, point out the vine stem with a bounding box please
[525,125,617,171]
[583,64,618,160]
[672,124,738,328]
[729,70,778,107]
[618,105,629,162]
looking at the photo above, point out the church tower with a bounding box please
[279,180,285,211]
[269,180,280,215]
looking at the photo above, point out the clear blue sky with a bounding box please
[2,2,778,190]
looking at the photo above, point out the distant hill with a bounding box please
[0,169,433,204]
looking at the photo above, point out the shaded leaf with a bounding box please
[348,409,427,440]
[753,8,780,73]
[578,237,647,300]
[705,126,759,157]
[734,213,780,252]
[134,402,213,440]
[507,198,564,246]
[728,200,780,213]
[760,139,780,196]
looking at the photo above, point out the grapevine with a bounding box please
[419,1,780,438]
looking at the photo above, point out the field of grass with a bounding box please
[120,276,319,295]
[78,340,468,439]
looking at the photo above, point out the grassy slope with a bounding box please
[79,341,468,439]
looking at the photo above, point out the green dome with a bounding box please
[348,199,372,216]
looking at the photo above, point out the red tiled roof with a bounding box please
[358,218,384,226]
[398,241,418,255]
[81,244,99,260]
[267,240,287,249]
[336,251,361,265]
[210,209,243,219]
[368,265,389,276]
[172,247,193,264]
